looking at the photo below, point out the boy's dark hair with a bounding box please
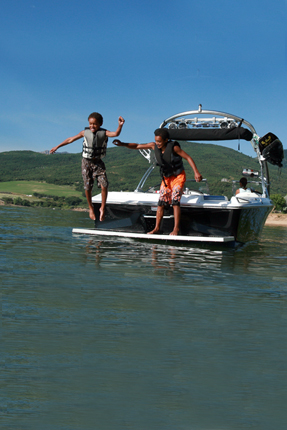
[240,177,247,187]
[88,112,103,126]
[154,128,170,141]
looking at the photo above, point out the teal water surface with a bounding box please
[1,206,287,430]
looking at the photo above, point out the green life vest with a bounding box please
[82,128,107,159]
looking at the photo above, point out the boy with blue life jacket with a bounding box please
[50,113,125,221]
[113,128,202,235]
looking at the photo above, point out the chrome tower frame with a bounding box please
[136,105,270,196]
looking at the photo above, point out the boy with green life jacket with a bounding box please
[50,112,125,221]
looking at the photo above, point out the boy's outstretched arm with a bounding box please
[174,146,202,182]
[106,116,125,137]
[50,131,84,154]
[113,140,155,150]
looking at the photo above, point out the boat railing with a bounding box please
[139,148,155,164]
[135,165,156,192]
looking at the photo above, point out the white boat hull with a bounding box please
[89,191,273,245]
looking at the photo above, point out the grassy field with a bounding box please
[0,181,84,198]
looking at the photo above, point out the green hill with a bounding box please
[0,144,286,198]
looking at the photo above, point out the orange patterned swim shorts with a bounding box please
[158,171,186,207]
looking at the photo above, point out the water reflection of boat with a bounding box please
[73,106,283,246]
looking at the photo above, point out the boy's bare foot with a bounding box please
[99,207,105,221]
[89,208,96,221]
[147,228,160,235]
[169,228,179,236]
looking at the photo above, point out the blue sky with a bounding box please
[0,0,286,157]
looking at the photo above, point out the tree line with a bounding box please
[2,192,83,208]
[0,144,286,199]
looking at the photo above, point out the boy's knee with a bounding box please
[158,201,169,209]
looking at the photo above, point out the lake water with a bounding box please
[1,206,287,430]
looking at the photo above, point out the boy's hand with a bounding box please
[195,172,203,182]
[113,139,122,146]
[118,116,125,126]
[50,147,58,154]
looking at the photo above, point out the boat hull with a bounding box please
[92,193,272,243]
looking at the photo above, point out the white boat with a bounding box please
[73,106,283,245]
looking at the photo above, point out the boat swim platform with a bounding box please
[72,228,235,243]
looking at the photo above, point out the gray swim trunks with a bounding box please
[81,158,109,190]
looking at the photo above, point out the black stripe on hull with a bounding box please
[93,203,272,243]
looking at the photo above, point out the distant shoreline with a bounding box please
[265,212,287,227]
